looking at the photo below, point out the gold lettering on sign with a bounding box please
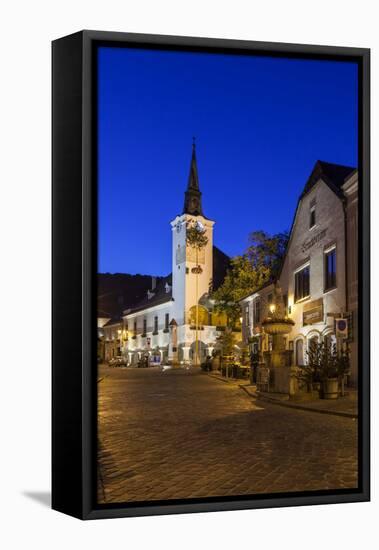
[303,298,323,325]
[301,228,327,254]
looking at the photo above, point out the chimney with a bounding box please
[151,276,157,290]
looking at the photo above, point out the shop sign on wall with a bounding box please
[303,298,323,325]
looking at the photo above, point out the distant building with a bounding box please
[122,144,233,365]
[241,161,358,386]
[99,318,123,363]
[97,272,172,363]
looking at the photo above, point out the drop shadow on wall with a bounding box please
[22,491,51,508]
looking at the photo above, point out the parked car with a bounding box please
[108,356,127,367]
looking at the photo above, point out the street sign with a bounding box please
[335,318,348,339]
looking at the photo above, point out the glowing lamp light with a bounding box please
[269,304,276,314]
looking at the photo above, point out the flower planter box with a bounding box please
[322,378,339,399]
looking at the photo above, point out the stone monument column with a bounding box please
[168,319,178,364]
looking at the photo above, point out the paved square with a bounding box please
[97,366,358,504]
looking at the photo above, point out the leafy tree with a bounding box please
[246,230,289,277]
[186,221,208,250]
[296,341,351,393]
[212,255,269,326]
[212,230,288,326]
[215,327,235,358]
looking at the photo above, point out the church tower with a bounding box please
[183,143,204,216]
[171,143,214,326]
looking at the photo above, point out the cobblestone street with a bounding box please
[97,366,358,504]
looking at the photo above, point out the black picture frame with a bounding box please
[52,30,370,520]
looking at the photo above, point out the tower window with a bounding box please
[310,207,316,228]
[153,316,158,334]
[324,247,336,291]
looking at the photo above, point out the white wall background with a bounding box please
[0,1,377,548]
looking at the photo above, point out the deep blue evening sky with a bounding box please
[98,47,358,275]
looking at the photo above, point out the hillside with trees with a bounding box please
[97,273,166,319]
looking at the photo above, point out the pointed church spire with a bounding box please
[188,137,200,191]
[183,138,204,216]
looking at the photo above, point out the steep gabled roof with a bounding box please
[238,160,357,303]
[301,160,356,199]
[277,159,357,280]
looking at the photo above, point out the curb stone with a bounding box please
[207,373,357,419]
[207,373,235,384]
[240,385,358,419]
[207,373,250,387]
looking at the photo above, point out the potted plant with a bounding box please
[319,343,339,399]
[299,341,351,399]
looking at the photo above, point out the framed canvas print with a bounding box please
[52,30,370,520]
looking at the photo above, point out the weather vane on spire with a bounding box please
[192,136,196,151]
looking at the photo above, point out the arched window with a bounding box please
[307,335,320,365]
[296,339,304,366]
[308,335,319,351]
[190,340,207,359]
[188,305,209,326]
